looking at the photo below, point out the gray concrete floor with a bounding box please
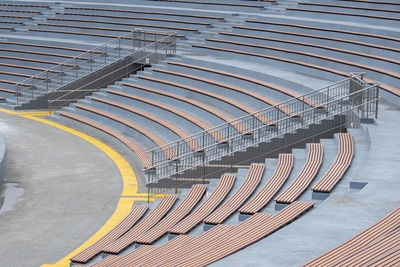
[0,112,122,267]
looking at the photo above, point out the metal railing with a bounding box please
[14,29,177,106]
[145,73,379,184]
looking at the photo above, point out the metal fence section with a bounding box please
[145,73,379,184]
[14,29,177,106]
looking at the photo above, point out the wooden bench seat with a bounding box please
[167,61,320,108]
[0,20,23,25]
[337,0,400,5]
[0,87,17,94]
[298,2,400,13]
[107,89,225,143]
[29,27,186,39]
[0,79,32,87]
[59,112,153,168]
[169,174,236,234]
[243,20,400,44]
[135,184,207,244]
[0,40,103,54]
[0,14,32,19]
[0,9,41,14]
[303,205,400,266]
[0,48,90,60]
[191,44,400,97]
[286,7,400,22]
[161,201,312,266]
[91,97,202,151]
[138,75,275,126]
[0,3,50,8]
[219,31,400,66]
[64,6,224,20]
[0,71,46,80]
[38,21,197,33]
[75,104,177,160]
[53,12,212,26]
[122,81,249,135]
[153,68,296,116]
[150,0,267,8]
[0,26,13,30]
[204,38,400,80]
[0,62,62,73]
[239,153,293,214]
[275,143,323,204]
[204,163,264,224]
[72,254,120,267]
[70,205,148,263]
[0,55,76,67]
[312,133,354,193]
[103,195,178,254]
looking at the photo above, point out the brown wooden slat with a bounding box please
[239,153,294,214]
[0,55,75,67]
[70,205,148,263]
[102,195,178,254]
[0,79,32,87]
[0,62,62,73]
[59,112,152,168]
[275,143,323,204]
[204,163,264,224]
[153,0,267,8]
[0,70,47,80]
[0,40,103,54]
[0,9,41,13]
[170,174,236,234]
[298,2,400,13]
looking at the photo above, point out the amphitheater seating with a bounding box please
[0,40,102,54]
[160,201,314,266]
[0,63,62,73]
[69,205,148,263]
[105,89,226,143]
[74,104,177,160]
[59,112,153,169]
[303,205,400,266]
[148,0,270,8]
[191,44,400,97]
[312,133,354,193]
[204,163,264,224]
[0,48,90,60]
[239,153,293,214]
[122,82,249,134]
[0,55,76,67]
[90,97,202,151]
[102,195,178,254]
[0,71,46,80]
[275,143,323,204]
[169,173,236,234]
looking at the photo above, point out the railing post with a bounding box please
[118,37,121,58]
[104,45,107,65]
[90,51,93,72]
[46,71,49,93]
[75,58,78,78]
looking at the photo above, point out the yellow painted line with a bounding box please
[0,109,165,267]
[17,111,54,115]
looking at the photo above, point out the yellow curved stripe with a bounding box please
[0,109,152,267]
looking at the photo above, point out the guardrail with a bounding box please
[145,73,379,184]
[14,29,177,106]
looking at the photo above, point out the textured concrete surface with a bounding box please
[212,100,400,267]
[0,112,122,267]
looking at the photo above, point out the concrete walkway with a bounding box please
[0,111,122,267]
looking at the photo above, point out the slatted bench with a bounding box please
[150,0,268,8]
[102,195,178,254]
[203,38,400,81]
[0,62,62,74]
[0,40,103,54]
[303,205,400,266]
[218,32,399,66]
[135,184,207,244]
[239,153,293,214]
[75,104,177,160]
[138,75,275,126]
[0,26,13,30]
[162,201,314,267]
[152,68,296,117]
[0,20,23,25]
[298,2,400,14]
[72,254,120,267]
[0,48,90,60]
[169,174,236,234]
[123,81,249,134]
[106,89,226,143]
[203,163,265,225]
[312,133,354,195]
[275,143,323,206]
[69,205,148,264]
[0,79,33,87]
[0,14,32,20]
[0,3,50,8]
[90,97,202,151]
[0,71,47,80]
[0,9,41,14]
[337,0,400,5]
[64,6,225,21]
[167,61,320,108]
[241,20,400,45]
[286,8,400,23]
[53,12,212,26]
[59,112,153,169]
[0,87,17,94]
[191,44,400,97]
[0,55,76,67]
